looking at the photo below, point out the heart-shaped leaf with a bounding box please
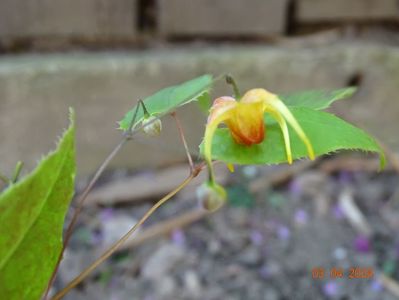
[201,107,385,168]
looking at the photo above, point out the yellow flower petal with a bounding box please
[204,97,237,182]
[267,110,292,164]
[243,88,315,161]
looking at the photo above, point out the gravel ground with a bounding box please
[56,157,399,300]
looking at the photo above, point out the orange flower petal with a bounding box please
[225,101,265,145]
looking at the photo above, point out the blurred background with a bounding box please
[1,0,399,299]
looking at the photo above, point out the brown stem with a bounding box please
[67,140,127,243]
[51,171,197,300]
[171,112,194,171]
[120,209,207,250]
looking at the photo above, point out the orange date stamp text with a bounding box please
[311,267,374,279]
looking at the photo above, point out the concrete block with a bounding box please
[0,0,137,38]
[158,0,288,36]
[297,0,399,22]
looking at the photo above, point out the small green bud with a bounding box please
[196,182,227,212]
[142,116,162,136]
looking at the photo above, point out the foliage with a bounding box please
[279,87,357,110]
[118,74,213,131]
[0,110,76,299]
[200,88,385,168]
[0,74,387,298]
[196,91,212,114]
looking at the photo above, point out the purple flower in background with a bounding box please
[332,204,345,220]
[323,281,338,297]
[259,262,280,279]
[289,179,302,198]
[354,235,371,253]
[171,229,186,246]
[259,265,271,279]
[277,225,291,241]
[294,209,308,225]
[338,171,353,185]
[100,207,114,222]
[370,279,383,292]
[250,230,264,246]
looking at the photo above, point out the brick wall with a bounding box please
[0,0,398,44]
[297,0,398,22]
[158,0,288,36]
[0,0,136,39]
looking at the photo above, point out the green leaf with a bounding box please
[196,91,212,114]
[201,107,385,168]
[279,87,357,110]
[0,110,76,300]
[119,74,214,131]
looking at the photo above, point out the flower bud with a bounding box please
[142,116,162,137]
[196,182,227,212]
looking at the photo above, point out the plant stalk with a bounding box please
[44,100,144,299]
[225,74,241,99]
[171,112,194,171]
[43,138,128,299]
[51,173,196,300]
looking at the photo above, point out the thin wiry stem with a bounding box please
[43,100,144,299]
[171,112,194,172]
[45,93,211,298]
[225,74,241,99]
[51,171,198,300]
[43,138,128,300]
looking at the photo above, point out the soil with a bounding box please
[57,157,399,300]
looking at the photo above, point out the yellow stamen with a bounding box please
[227,163,235,173]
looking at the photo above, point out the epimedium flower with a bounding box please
[204,88,315,185]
